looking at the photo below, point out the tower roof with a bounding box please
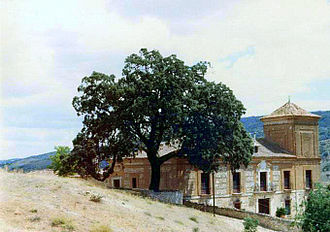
[261,101,320,120]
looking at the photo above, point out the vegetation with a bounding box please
[242,217,259,232]
[51,216,75,231]
[275,207,286,218]
[189,216,198,223]
[295,184,330,232]
[89,192,104,202]
[89,225,113,232]
[71,48,253,191]
[49,146,78,176]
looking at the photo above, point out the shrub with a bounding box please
[156,216,165,220]
[51,216,75,231]
[90,193,103,202]
[276,207,286,217]
[193,228,199,232]
[89,224,113,232]
[243,217,259,232]
[30,209,38,213]
[189,216,198,223]
[29,216,41,222]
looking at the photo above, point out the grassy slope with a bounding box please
[0,170,274,232]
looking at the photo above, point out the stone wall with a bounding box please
[184,201,299,232]
[134,189,183,205]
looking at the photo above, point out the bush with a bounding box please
[189,216,198,223]
[49,146,76,176]
[51,216,75,231]
[276,207,286,217]
[89,193,103,202]
[243,217,259,232]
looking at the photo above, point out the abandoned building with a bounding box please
[107,101,321,217]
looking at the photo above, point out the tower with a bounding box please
[260,101,320,158]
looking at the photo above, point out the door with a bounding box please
[258,198,270,214]
[113,179,120,188]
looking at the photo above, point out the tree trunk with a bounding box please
[149,159,161,192]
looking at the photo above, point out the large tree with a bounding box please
[72,48,253,191]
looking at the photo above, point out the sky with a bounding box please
[1,0,330,159]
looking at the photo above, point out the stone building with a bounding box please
[107,101,321,217]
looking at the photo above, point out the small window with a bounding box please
[234,200,241,210]
[305,170,312,189]
[132,177,137,188]
[258,198,270,214]
[254,145,259,153]
[233,172,241,193]
[113,179,120,188]
[201,173,210,194]
[284,171,291,189]
[285,199,291,215]
[260,172,267,191]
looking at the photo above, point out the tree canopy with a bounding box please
[72,48,253,191]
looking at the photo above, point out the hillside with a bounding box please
[0,170,273,232]
[0,152,55,172]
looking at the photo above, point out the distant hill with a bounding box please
[0,151,55,172]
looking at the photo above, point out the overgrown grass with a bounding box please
[51,216,75,231]
[174,220,184,225]
[89,224,113,232]
[189,216,198,223]
[144,212,151,216]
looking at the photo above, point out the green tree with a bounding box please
[49,146,77,176]
[72,48,253,191]
[297,184,330,232]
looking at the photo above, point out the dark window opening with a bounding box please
[233,172,241,193]
[260,172,267,191]
[254,146,259,153]
[306,170,312,189]
[284,171,291,189]
[113,179,120,188]
[201,173,210,194]
[132,177,137,188]
[234,200,241,210]
[258,198,270,214]
[285,199,291,215]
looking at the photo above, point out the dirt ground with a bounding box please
[0,170,275,232]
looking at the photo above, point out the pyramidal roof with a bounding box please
[261,101,320,119]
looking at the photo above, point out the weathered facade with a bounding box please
[107,102,321,217]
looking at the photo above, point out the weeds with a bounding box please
[90,193,103,202]
[192,227,199,232]
[30,209,38,213]
[189,216,198,223]
[175,220,184,225]
[28,216,41,222]
[144,212,152,216]
[51,216,75,231]
[89,224,113,232]
[156,216,165,221]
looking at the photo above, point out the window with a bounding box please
[201,173,210,194]
[258,198,270,214]
[132,177,137,188]
[305,170,312,189]
[234,200,241,210]
[254,145,259,153]
[285,199,291,215]
[284,171,291,189]
[113,179,120,188]
[260,172,267,191]
[233,172,241,193]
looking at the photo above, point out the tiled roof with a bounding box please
[261,101,320,119]
[252,138,296,158]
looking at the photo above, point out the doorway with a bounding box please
[258,198,270,214]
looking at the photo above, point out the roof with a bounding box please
[134,138,296,159]
[261,101,320,120]
[252,138,296,158]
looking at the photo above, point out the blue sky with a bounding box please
[1,0,330,159]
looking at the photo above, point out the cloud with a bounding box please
[1,0,330,158]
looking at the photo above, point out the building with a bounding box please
[107,101,321,217]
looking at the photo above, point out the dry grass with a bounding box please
[0,170,275,232]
